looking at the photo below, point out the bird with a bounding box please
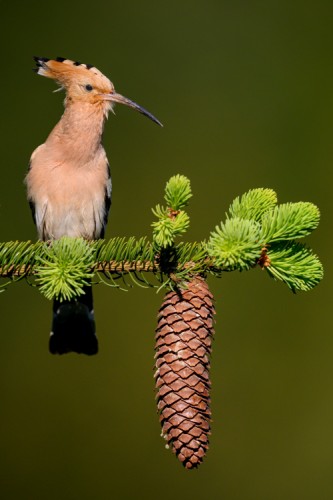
[26,56,162,355]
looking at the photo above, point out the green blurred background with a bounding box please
[0,1,332,499]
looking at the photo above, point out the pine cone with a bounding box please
[154,276,215,469]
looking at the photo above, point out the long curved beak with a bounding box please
[102,92,163,127]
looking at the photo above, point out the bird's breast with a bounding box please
[27,147,111,241]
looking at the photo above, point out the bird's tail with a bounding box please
[49,285,98,355]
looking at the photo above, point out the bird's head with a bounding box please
[33,56,162,126]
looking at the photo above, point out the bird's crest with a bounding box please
[33,56,113,93]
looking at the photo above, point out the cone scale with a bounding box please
[154,276,215,468]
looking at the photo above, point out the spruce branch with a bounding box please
[152,175,192,249]
[95,236,155,267]
[36,237,95,301]
[260,202,320,242]
[0,240,44,275]
[0,177,324,299]
[164,174,193,210]
[228,188,278,222]
[263,241,323,292]
[207,218,263,271]
[152,205,190,248]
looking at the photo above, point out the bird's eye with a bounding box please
[85,84,93,92]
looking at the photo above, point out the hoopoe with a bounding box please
[26,56,162,355]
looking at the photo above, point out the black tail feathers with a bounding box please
[50,286,98,355]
